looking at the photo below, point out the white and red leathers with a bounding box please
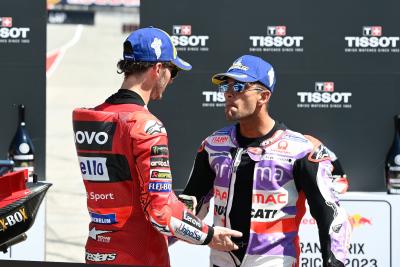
[183,123,352,267]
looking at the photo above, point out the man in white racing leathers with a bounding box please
[182,55,352,267]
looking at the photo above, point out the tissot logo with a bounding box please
[173,25,191,35]
[202,91,225,108]
[249,25,304,53]
[0,17,31,44]
[344,26,400,53]
[267,26,286,36]
[315,82,334,92]
[171,25,209,51]
[297,82,352,109]
[363,26,382,37]
[0,17,12,27]
[73,121,116,151]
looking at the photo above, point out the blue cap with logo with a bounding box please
[212,55,276,92]
[123,27,192,70]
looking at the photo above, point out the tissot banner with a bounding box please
[0,0,46,181]
[142,0,400,192]
[0,0,46,261]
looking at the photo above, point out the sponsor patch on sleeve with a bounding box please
[150,169,172,179]
[148,181,172,192]
[150,157,170,168]
[151,145,169,156]
[182,211,202,230]
[308,144,331,162]
[144,120,166,135]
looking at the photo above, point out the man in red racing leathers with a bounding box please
[182,55,352,267]
[72,27,241,266]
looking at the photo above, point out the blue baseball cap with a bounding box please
[212,55,276,92]
[123,27,192,71]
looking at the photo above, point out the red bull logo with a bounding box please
[349,213,372,228]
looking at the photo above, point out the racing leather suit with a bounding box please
[183,123,351,267]
[72,89,213,266]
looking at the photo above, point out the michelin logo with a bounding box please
[89,212,117,224]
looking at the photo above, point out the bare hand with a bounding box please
[208,226,242,251]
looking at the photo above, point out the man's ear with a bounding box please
[258,90,271,106]
[149,62,163,77]
[155,62,164,75]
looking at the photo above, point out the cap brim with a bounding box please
[211,72,257,85]
[171,57,192,71]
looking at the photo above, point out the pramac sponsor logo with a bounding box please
[252,191,288,205]
[254,166,284,182]
[251,190,288,221]
[214,187,228,201]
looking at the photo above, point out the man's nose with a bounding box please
[224,91,234,99]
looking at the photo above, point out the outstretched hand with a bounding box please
[208,226,242,251]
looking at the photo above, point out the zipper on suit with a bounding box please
[225,148,244,228]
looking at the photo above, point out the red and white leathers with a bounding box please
[72,90,213,266]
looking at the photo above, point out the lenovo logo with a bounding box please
[73,121,116,151]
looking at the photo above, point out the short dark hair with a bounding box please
[117,60,155,76]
